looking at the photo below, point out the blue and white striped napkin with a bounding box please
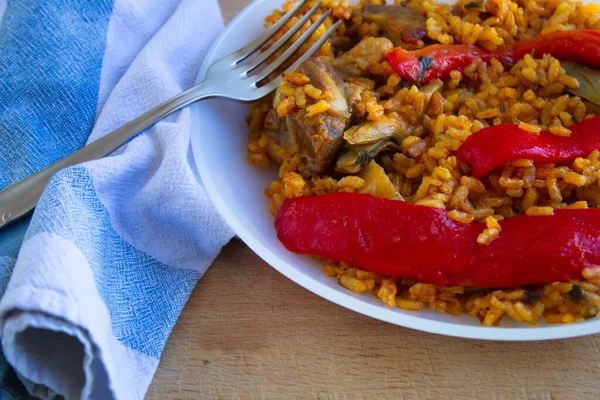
[0,0,234,398]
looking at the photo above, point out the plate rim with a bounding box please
[192,0,600,341]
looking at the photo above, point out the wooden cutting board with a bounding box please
[146,1,600,398]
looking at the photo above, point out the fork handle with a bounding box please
[0,81,217,230]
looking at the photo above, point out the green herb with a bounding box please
[464,1,482,9]
[523,289,544,305]
[562,61,600,108]
[417,56,435,84]
[568,284,586,302]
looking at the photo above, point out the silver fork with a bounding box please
[0,0,340,229]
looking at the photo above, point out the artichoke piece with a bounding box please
[561,61,600,106]
[359,160,404,200]
[343,115,407,145]
[421,79,444,98]
[421,79,444,111]
[335,140,401,174]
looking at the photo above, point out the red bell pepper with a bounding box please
[457,116,600,179]
[275,193,600,288]
[386,44,499,83]
[509,29,600,67]
[385,30,600,84]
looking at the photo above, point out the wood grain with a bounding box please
[146,1,600,398]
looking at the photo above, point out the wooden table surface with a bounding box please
[147,1,600,398]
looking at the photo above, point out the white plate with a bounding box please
[192,0,600,340]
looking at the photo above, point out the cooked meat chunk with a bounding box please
[264,109,297,162]
[285,112,347,175]
[331,37,393,78]
[362,4,427,46]
[298,58,349,120]
[343,78,376,114]
[266,58,350,175]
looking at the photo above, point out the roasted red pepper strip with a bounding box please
[275,193,600,288]
[510,29,600,66]
[385,30,600,84]
[457,116,600,179]
[386,44,498,83]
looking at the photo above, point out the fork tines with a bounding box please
[228,0,341,94]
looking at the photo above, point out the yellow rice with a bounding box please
[246,0,600,326]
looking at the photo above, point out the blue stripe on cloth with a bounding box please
[0,0,113,190]
[0,219,29,259]
[26,166,201,359]
[0,257,16,298]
